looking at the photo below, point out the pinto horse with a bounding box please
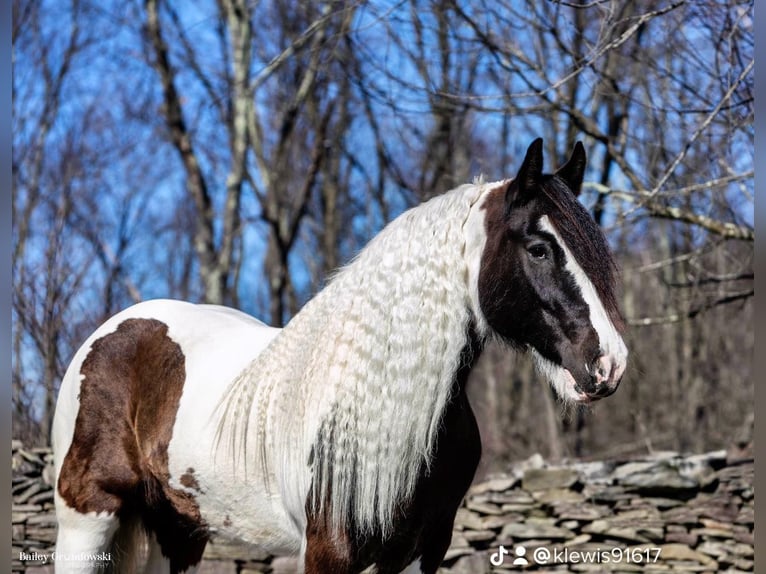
[52,139,627,573]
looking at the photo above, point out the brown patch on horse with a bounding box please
[477,183,522,337]
[304,336,482,574]
[180,468,201,492]
[57,318,207,573]
[304,513,356,574]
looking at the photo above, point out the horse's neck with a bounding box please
[218,187,487,534]
[279,195,480,531]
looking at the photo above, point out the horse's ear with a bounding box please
[556,141,587,196]
[506,138,544,206]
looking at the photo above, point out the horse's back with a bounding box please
[52,299,285,572]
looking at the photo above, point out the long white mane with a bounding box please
[216,183,488,537]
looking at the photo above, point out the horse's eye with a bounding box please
[527,244,549,260]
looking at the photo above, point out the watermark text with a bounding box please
[490,544,662,567]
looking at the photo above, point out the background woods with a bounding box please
[12,0,753,471]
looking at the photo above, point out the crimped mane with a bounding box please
[540,176,625,331]
[214,182,487,539]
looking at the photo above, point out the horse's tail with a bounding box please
[108,514,147,573]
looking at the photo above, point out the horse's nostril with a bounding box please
[591,355,613,383]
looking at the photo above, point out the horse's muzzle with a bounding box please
[582,353,625,400]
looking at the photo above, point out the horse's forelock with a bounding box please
[540,177,625,331]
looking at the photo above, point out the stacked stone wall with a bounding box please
[12,442,753,573]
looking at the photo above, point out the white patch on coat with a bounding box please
[463,180,508,339]
[52,500,118,571]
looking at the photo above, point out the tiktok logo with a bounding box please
[490,545,509,566]
[490,545,529,567]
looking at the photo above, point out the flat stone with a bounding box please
[466,500,505,515]
[661,506,702,525]
[553,503,608,521]
[734,506,753,525]
[613,461,663,480]
[25,525,57,543]
[12,511,37,524]
[601,528,651,544]
[613,507,661,522]
[480,515,512,530]
[28,490,54,505]
[469,476,518,495]
[699,518,733,530]
[696,540,734,559]
[500,522,575,540]
[621,467,699,494]
[522,468,580,491]
[563,533,592,546]
[659,544,718,567]
[732,557,754,570]
[581,520,650,543]
[560,520,579,530]
[14,482,44,504]
[580,519,608,533]
[13,503,45,512]
[463,529,497,543]
[42,464,56,487]
[525,516,558,527]
[454,508,486,531]
[570,564,637,572]
[585,486,634,504]
[664,530,699,546]
[25,513,57,526]
[636,527,665,542]
[489,491,535,505]
[501,503,537,512]
[691,527,734,539]
[533,488,585,504]
[661,561,718,572]
[732,529,754,546]
[16,449,46,466]
[635,496,685,509]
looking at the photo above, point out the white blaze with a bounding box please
[539,216,628,381]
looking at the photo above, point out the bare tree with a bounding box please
[13,0,752,463]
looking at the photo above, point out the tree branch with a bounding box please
[585,182,754,241]
[629,289,753,326]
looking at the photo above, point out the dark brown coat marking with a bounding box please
[180,468,201,492]
[57,318,207,573]
[304,336,483,574]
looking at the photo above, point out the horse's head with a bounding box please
[471,138,627,404]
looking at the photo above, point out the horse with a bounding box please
[52,138,627,574]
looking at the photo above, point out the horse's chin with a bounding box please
[530,351,597,405]
[559,369,597,404]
